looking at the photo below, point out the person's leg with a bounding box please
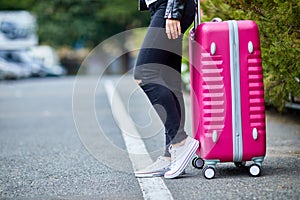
[158,0,196,147]
[135,0,199,179]
[163,0,201,179]
[160,42,187,146]
[134,0,180,177]
[134,0,187,157]
[158,0,196,148]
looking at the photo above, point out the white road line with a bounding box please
[104,80,174,200]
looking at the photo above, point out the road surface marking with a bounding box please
[104,80,174,200]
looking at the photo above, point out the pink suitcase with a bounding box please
[189,3,266,179]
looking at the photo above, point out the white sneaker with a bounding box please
[135,156,171,178]
[164,136,199,179]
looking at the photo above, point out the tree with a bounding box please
[0,0,35,10]
[0,0,150,74]
[31,0,149,48]
[0,0,150,48]
[200,0,300,111]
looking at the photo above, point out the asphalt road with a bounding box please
[0,76,299,200]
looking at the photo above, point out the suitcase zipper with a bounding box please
[228,20,243,162]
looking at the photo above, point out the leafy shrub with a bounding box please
[196,0,300,111]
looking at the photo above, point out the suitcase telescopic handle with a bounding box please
[193,0,222,30]
[194,0,201,28]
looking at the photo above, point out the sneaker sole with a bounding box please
[135,169,186,178]
[164,140,199,179]
[135,172,165,178]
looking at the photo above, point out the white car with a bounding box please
[0,57,30,79]
[29,45,66,76]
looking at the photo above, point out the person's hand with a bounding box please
[165,19,181,39]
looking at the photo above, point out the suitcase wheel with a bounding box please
[249,163,261,177]
[203,166,216,179]
[192,157,204,169]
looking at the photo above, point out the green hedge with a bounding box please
[185,0,300,111]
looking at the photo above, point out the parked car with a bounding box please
[29,45,67,76]
[0,11,38,49]
[0,49,47,77]
[0,57,29,79]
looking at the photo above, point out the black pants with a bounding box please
[134,0,195,156]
